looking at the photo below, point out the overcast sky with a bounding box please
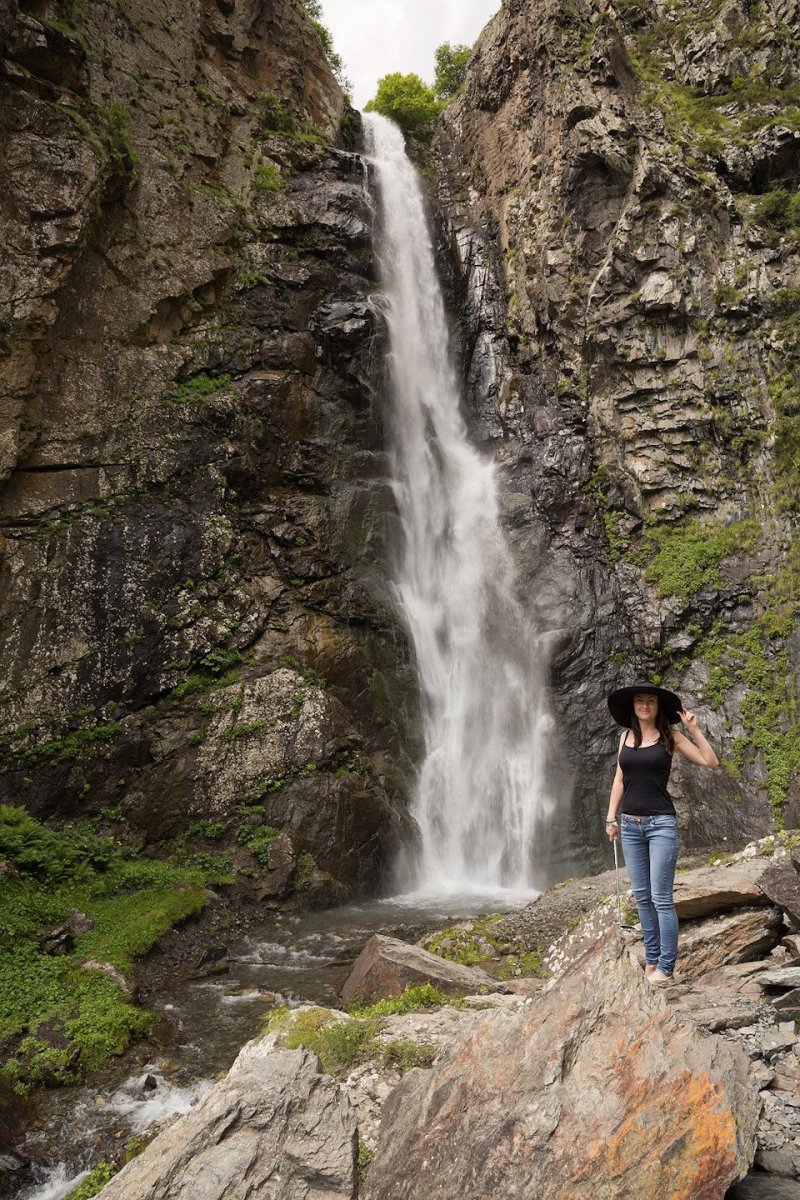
[322,0,501,109]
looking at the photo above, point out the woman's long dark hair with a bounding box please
[631,701,675,753]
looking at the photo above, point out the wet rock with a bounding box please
[340,934,500,1005]
[190,945,229,978]
[256,833,296,901]
[364,933,758,1200]
[431,0,800,858]
[0,0,409,908]
[95,1044,357,1200]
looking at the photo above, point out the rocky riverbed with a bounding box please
[7,834,799,1200]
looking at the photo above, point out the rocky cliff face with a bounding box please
[0,0,415,900]
[433,0,800,857]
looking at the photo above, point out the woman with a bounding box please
[605,684,719,983]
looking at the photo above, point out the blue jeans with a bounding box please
[621,814,680,975]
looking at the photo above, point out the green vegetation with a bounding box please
[62,1135,149,1200]
[581,465,631,564]
[697,541,800,822]
[300,0,350,90]
[0,723,121,772]
[378,1039,436,1071]
[713,280,743,310]
[235,823,281,869]
[252,163,283,193]
[163,372,232,407]
[357,1142,375,1181]
[635,518,761,599]
[421,916,548,981]
[104,102,139,171]
[224,719,266,741]
[365,73,442,136]
[350,983,461,1018]
[434,42,470,100]
[64,1161,118,1200]
[753,189,800,235]
[294,851,317,891]
[266,1007,379,1074]
[266,1004,437,1078]
[256,91,328,144]
[0,807,214,1090]
[768,373,800,514]
[626,8,800,164]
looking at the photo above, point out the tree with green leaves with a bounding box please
[434,42,471,100]
[364,73,442,135]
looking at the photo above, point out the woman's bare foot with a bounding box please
[647,969,673,984]
[644,963,658,977]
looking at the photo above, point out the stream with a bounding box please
[13,888,535,1200]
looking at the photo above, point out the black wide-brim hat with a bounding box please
[607,684,683,727]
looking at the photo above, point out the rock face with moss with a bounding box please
[0,0,414,899]
[432,0,800,855]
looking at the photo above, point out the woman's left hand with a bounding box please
[680,708,698,730]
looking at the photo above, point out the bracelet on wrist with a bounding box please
[605,819,618,826]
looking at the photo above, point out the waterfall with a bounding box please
[364,113,555,896]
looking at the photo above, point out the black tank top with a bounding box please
[619,738,675,816]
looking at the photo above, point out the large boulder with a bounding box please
[364,933,758,1200]
[678,907,784,980]
[95,1043,357,1200]
[758,860,800,928]
[340,934,500,1006]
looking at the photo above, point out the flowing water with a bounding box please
[10,116,562,1199]
[364,113,556,894]
[12,894,521,1200]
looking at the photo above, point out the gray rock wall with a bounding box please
[0,0,415,897]
[432,0,800,859]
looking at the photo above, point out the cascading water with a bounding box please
[364,113,556,896]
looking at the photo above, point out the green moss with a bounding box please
[224,720,266,741]
[753,189,800,233]
[636,518,761,598]
[256,91,328,143]
[163,372,232,407]
[294,851,317,891]
[713,280,744,310]
[235,824,281,869]
[581,466,630,563]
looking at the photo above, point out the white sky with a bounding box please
[321,0,501,109]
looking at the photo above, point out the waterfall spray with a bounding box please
[364,113,555,895]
